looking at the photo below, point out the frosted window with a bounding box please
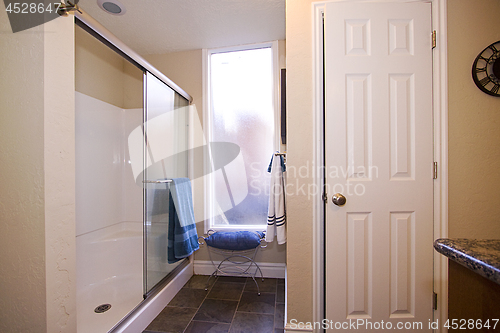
[210,47,275,228]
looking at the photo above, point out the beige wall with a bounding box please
[0,14,46,333]
[144,50,204,120]
[0,12,76,333]
[75,25,143,109]
[44,17,77,332]
[144,44,288,265]
[285,0,316,324]
[447,0,500,238]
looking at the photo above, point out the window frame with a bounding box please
[202,41,280,233]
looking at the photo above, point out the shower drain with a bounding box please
[94,304,112,313]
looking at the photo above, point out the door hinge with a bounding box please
[433,292,438,310]
[322,192,328,203]
[433,162,438,179]
[432,30,437,49]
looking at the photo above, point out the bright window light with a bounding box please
[208,45,276,230]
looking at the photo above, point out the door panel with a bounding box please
[324,2,433,330]
[143,72,189,295]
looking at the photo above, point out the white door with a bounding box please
[324,2,434,331]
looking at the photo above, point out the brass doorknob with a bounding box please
[332,193,346,206]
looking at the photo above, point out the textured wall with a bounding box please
[448,0,500,238]
[0,11,47,333]
[43,16,77,333]
[0,10,77,333]
[285,0,315,324]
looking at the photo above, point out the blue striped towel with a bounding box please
[168,178,199,263]
[266,153,286,244]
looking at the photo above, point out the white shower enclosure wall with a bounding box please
[75,14,192,333]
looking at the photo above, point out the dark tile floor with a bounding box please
[143,275,285,333]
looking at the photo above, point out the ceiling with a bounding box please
[79,0,286,56]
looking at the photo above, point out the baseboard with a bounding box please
[284,323,314,333]
[193,260,286,279]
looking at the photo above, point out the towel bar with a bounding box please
[143,179,172,183]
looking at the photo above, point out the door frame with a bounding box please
[312,0,448,331]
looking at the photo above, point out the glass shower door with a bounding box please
[75,23,145,333]
[143,72,190,295]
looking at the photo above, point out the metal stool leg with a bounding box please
[204,271,217,291]
[201,232,267,296]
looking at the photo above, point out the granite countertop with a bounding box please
[434,238,500,285]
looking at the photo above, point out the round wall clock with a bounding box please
[472,41,500,97]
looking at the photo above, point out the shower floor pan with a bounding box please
[77,273,143,333]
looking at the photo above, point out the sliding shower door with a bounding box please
[75,24,145,333]
[143,72,190,295]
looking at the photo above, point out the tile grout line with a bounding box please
[182,275,248,332]
[150,276,283,333]
[226,277,247,333]
[273,282,277,331]
[274,280,285,331]
[236,278,280,333]
[181,275,218,333]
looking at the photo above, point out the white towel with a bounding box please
[266,154,286,244]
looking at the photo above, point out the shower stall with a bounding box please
[75,11,193,333]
